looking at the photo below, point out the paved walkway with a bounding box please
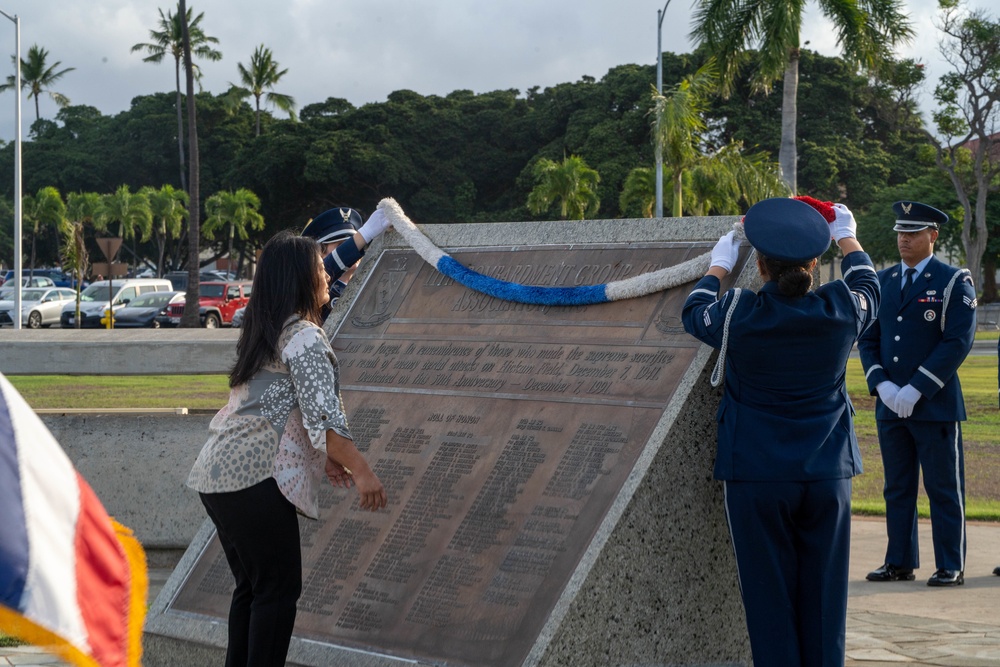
[846,517,1000,666]
[3,517,999,666]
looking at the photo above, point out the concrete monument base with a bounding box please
[144,216,754,667]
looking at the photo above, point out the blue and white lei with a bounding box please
[378,197,742,306]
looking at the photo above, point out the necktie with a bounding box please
[900,267,916,301]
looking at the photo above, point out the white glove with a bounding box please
[893,384,922,419]
[876,381,901,413]
[359,209,392,244]
[830,203,857,241]
[709,231,740,272]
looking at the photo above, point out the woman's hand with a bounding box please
[325,430,387,511]
[831,203,857,241]
[710,231,740,272]
[706,230,740,278]
[353,471,387,511]
[325,457,355,488]
[359,209,392,244]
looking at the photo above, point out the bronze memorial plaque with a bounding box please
[169,242,743,667]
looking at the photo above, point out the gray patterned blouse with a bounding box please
[187,316,352,518]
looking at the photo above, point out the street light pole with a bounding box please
[0,8,20,330]
[655,0,671,219]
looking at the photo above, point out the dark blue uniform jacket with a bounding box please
[857,257,976,422]
[320,238,365,322]
[683,251,880,482]
[324,237,364,283]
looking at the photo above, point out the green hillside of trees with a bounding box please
[0,48,996,296]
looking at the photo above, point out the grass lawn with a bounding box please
[6,341,999,519]
[7,374,231,411]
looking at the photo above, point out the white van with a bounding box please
[60,278,174,328]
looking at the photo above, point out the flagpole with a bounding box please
[0,8,20,330]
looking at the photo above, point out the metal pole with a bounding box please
[0,9,20,329]
[654,0,670,219]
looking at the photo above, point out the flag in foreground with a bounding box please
[0,373,147,667]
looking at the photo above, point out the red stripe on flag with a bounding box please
[73,473,130,667]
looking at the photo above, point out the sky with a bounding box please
[0,0,980,143]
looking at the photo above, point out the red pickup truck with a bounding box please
[158,281,252,328]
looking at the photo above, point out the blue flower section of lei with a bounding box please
[437,255,609,306]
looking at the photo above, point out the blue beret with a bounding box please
[892,201,947,232]
[743,198,831,263]
[301,207,363,244]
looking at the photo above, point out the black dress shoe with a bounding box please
[927,569,964,586]
[866,563,915,582]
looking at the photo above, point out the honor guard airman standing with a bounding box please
[301,206,392,320]
[683,197,880,667]
[858,201,977,587]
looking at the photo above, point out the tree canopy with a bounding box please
[0,47,978,293]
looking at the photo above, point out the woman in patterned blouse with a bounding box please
[188,230,386,667]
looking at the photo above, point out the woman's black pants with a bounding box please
[200,478,301,667]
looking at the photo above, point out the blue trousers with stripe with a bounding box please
[724,478,852,667]
[877,419,966,572]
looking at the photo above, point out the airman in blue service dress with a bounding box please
[683,197,880,667]
[858,201,976,587]
[301,206,392,320]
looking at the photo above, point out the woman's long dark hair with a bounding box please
[759,254,815,298]
[229,231,325,387]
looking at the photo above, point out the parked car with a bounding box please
[111,290,186,328]
[1,276,57,289]
[157,281,252,328]
[163,271,233,292]
[0,287,77,328]
[60,278,174,328]
[1,269,77,288]
[0,276,56,295]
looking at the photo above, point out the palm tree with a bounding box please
[131,4,222,191]
[22,186,66,275]
[649,60,790,217]
[0,44,75,122]
[622,149,788,218]
[203,189,264,274]
[227,44,296,136]
[180,0,203,328]
[688,143,789,215]
[526,155,601,220]
[653,61,716,217]
[690,0,913,193]
[141,185,189,277]
[65,192,103,326]
[620,167,658,218]
[60,221,87,302]
[99,186,153,246]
